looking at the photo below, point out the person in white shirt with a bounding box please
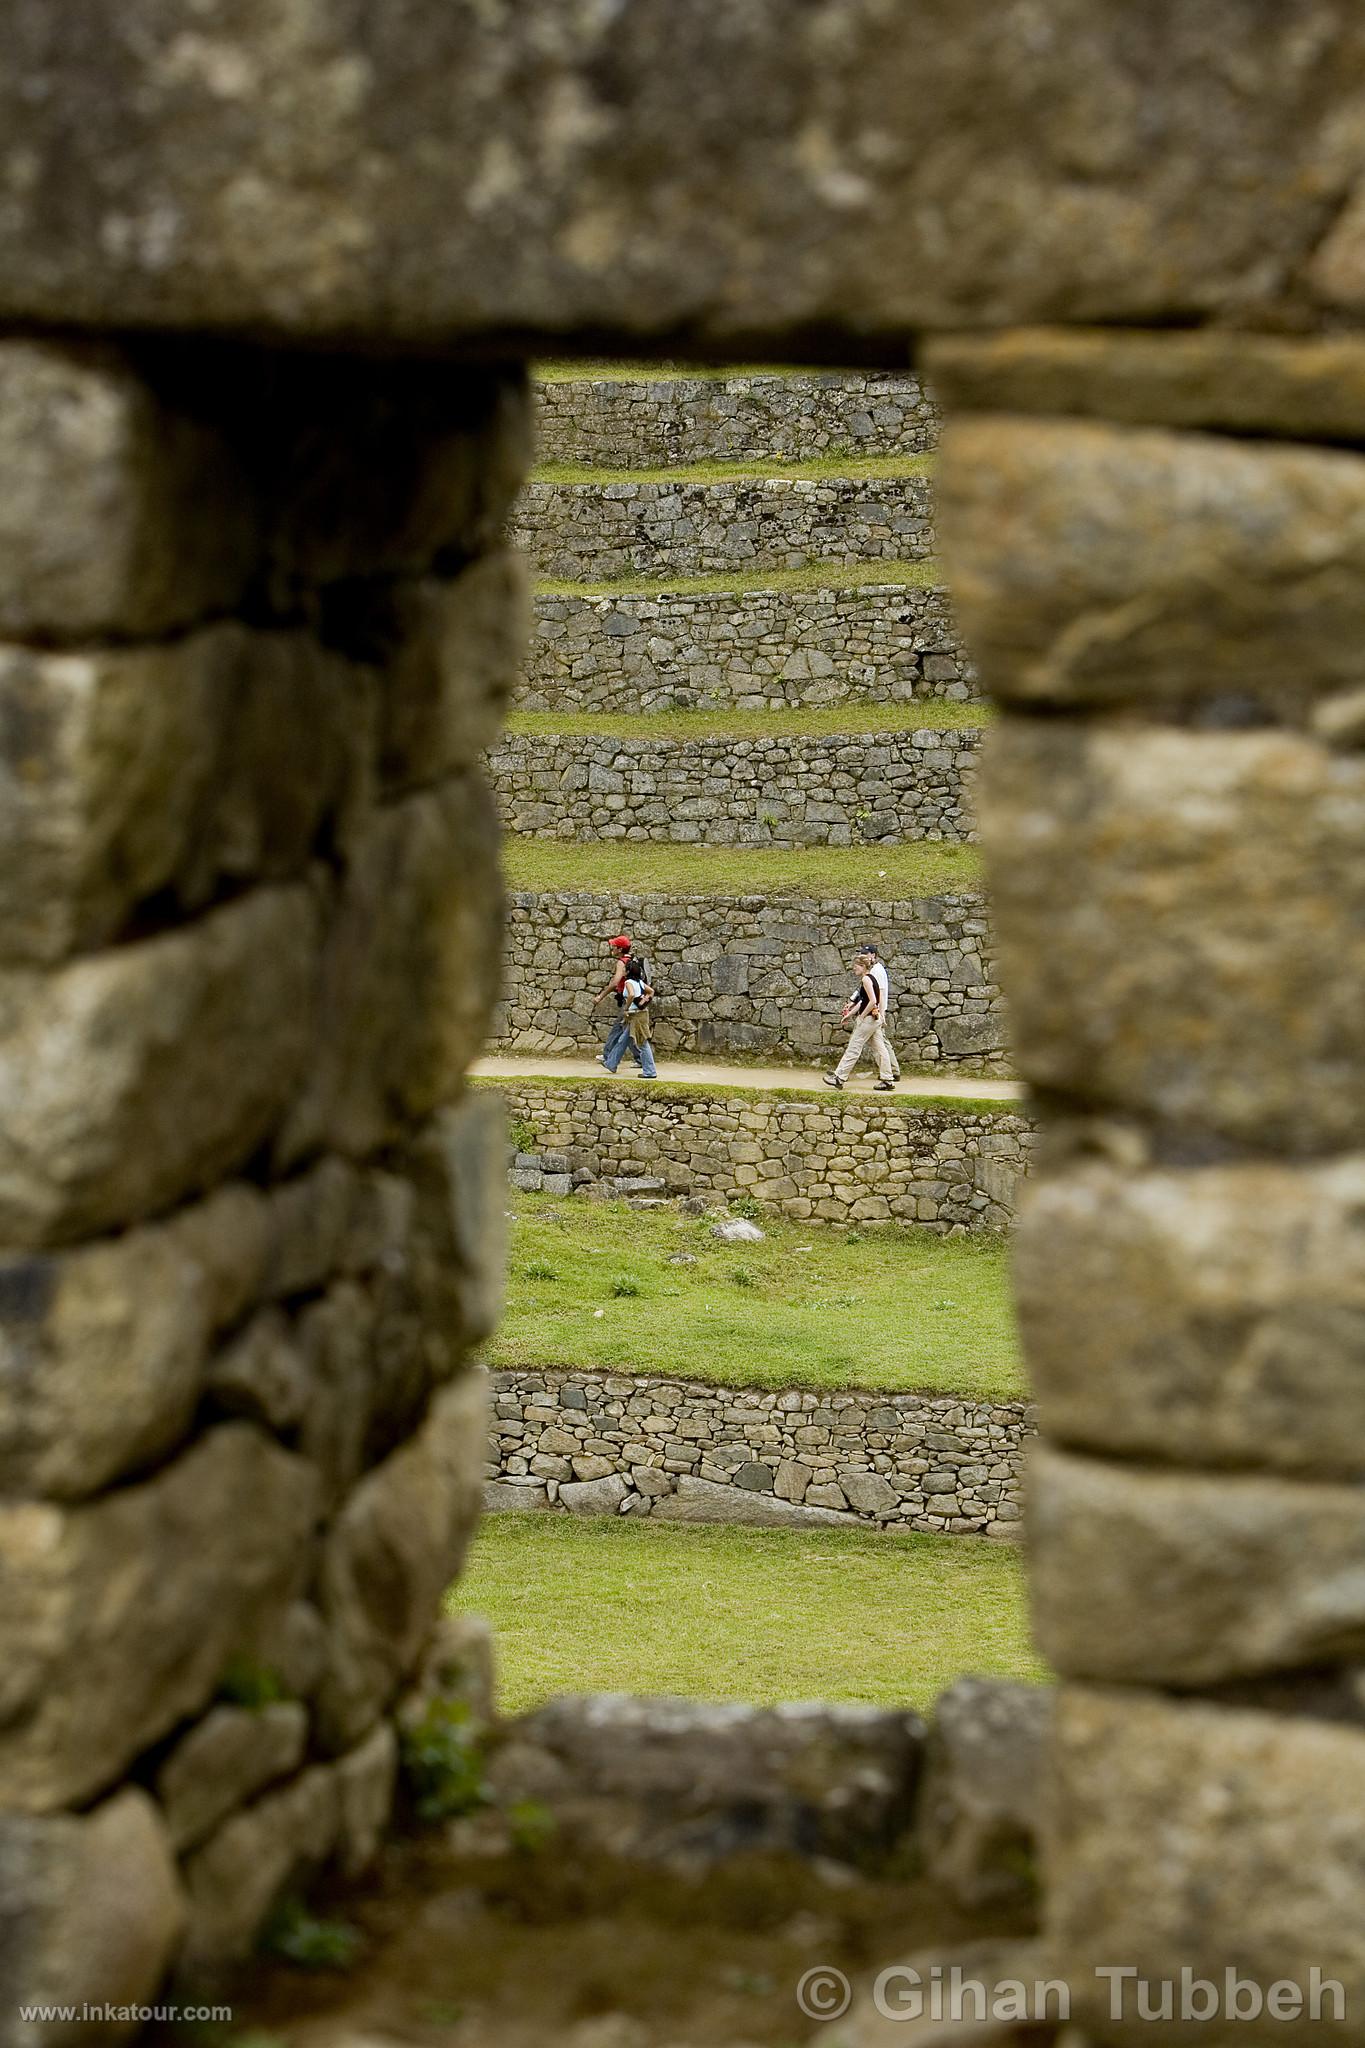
[866,945,901,1082]
[824,950,895,1091]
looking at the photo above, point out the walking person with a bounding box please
[591,934,633,1068]
[866,943,901,1082]
[603,953,658,1079]
[823,949,895,1091]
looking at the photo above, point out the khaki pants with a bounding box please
[834,1011,894,1083]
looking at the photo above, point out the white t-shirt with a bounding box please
[871,961,891,1015]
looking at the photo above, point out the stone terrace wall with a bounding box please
[488,1368,1028,1536]
[512,473,935,580]
[0,337,527,2000]
[520,584,977,712]
[495,888,1007,1068]
[490,1082,1033,1231]
[534,371,939,466]
[488,727,980,846]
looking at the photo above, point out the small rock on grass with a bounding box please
[712,1218,765,1243]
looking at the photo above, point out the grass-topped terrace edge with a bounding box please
[472,1072,1023,1119]
[501,837,985,898]
[503,700,988,741]
[535,558,947,598]
[532,453,937,487]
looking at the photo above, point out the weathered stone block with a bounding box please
[0,886,319,1246]
[940,413,1365,714]
[276,779,500,1163]
[1050,1686,1365,2044]
[335,1720,399,1878]
[0,1789,186,2046]
[155,1701,308,1853]
[980,721,1365,1151]
[652,1473,859,1528]
[0,5,1354,346]
[0,1423,317,1811]
[919,1678,1052,1910]
[1016,1155,1365,1476]
[314,1372,486,1752]
[0,1225,208,1498]
[0,339,254,642]
[484,1693,924,1869]
[0,626,370,967]
[376,552,529,794]
[1030,1444,1365,1687]
[179,1763,338,1981]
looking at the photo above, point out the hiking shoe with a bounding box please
[822,1073,843,1089]
[875,1079,895,1091]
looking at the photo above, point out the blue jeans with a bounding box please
[602,1014,629,1066]
[604,1024,657,1079]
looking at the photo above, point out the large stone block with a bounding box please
[314,1372,486,1752]
[0,1423,317,1811]
[1016,1155,1365,1476]
[155,1701,308,1853]
[0,625,369,967]
[1030,1444,1365,1688]
[0,339,253,641]
[486,1693,923,1868]
[939,415,1365,715]
[0,5,1357,342]
[927,327,1365,442]
[373,552,529,795]
[276,779,500,1163]
[1049,1686,1365,2044]
[179,1763,339,1981]
[0,1789,186,2047]
[979,721,1365,1152]
[0,886,319,1246]
[0,1223,209,1499]
[919,1678,1052,1909]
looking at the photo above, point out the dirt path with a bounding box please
[472,1052,1024,1100]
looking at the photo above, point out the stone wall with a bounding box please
[512,472,935,580]
[487,1368,1028,1536]
[488,726,979,845]
[0,336,528,2004]
[492,1082,1033,1231]
[534,371,939,466]
[520,583,977,711]
[495,888,1007,1067]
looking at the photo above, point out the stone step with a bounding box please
[485,723,980,848]
[534,369,937,467]
[510,469,935,581]
[520,579,975,714]
[494,883,1006,1071]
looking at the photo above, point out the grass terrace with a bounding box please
[533,453,936,486]
[502,837,984,898]
[505,701,987,742]
[535,557,947,598]
[456,1517,1045,1713]
[489,1190,1021,1401]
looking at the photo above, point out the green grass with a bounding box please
[477,1072,1015,1117]
[536,557,946,598]
[534,360,876,382]
[533,453,935,486]
[505,701,987,742]
[489,1192,1022,1400]
[454,1517,1046,1713]
[502,836,985,899]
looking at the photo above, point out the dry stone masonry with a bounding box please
[493,1082,1032,1231]
[535,370,939,467]
[488,725,979,845]
[931,321,1365,2040]
[495,887,1007,1068]
[512,472,935,580]
[522,583,976,712]
[0,335,529,2007]
[487,1369,1028,1535]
